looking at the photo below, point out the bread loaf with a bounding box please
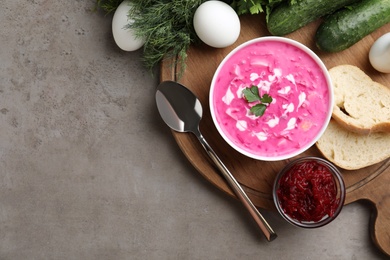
[329,65,390,134]
[316,120,390,170]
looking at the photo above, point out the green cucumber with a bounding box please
[267,0,359,36]
[316,0,390,52]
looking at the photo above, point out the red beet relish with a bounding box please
[277,160,340,222]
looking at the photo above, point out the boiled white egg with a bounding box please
[369,32,390,73]
[193,1,240,48]
[112,0,145,51]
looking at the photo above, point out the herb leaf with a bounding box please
[234,0,265,15]
[250,104,267,117]
[242,85,273,117]
[242,85,261,102]
[260,93,273,104]
[232,0,301,22]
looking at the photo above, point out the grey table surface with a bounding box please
[0,1,389,259]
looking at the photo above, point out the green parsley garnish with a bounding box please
[242,85,273,117]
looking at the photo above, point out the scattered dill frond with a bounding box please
[95,0,122,13]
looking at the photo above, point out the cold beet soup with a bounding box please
[210,38,332,160]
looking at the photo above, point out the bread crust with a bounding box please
[316,120,390,170]
[329,65,390,134]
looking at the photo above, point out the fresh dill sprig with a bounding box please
[127,0,206,77]
[96,0,206,77]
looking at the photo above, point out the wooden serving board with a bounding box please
[160,14,390,255]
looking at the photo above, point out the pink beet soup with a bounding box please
[210,38,331,160]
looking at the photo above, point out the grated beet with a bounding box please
[277,160,339,222]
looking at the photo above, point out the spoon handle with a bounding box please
[195,131,277,241]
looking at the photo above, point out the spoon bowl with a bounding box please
[156,81,202,133]
[156,80,277,241]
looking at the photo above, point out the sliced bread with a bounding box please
[316,120,390,170]
[329,65,390,134]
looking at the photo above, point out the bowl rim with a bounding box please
[272,157,346,228]
[209,36,334,161]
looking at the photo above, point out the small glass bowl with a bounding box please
[273,157,346,228]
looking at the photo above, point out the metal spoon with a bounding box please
[156,81,277,242]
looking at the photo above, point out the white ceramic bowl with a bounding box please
[209,37,333,161]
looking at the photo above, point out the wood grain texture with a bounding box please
[160,14,390,255]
